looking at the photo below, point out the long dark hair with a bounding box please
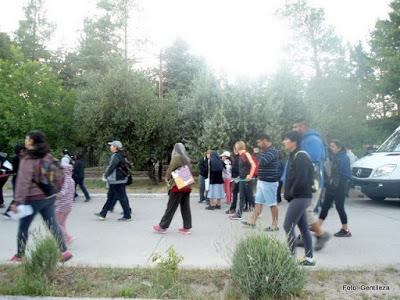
[26,131,49,159]
[330,140,346,153]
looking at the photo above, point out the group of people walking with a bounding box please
[2,118,352,266]
[179,119,352,266]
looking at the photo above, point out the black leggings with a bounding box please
[159,192,192,229]
[319,182,348,225]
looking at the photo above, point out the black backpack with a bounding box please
[118,158,133,185]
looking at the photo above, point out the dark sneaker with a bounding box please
[205,205,215,210]
[85,198,91,202]
[94,213,105,220]
[198,200,205,203]
[241,221,256,228]
[264,226,279,232]
[334,229,352,237]
[314,232,331,251]
[2,212,11,220]
[225,209,235,214]
[295,235,304,247]
[215,205,221,210]
[298,256,316,266]
[118,217,132,222]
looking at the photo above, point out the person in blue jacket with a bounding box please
[292,119,330,251]
[319,140,352,237]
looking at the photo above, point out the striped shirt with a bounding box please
[257,147,280,182]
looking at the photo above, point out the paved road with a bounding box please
[1,192,399,269]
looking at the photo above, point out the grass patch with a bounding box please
[383,266,398,274]
[314,269,330,282]
[0,265,399,299]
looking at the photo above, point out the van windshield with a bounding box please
[377,130,400,152]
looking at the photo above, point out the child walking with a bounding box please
[56,162,75,244]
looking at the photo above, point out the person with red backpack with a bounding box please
[229,141,256,220]
[10,131,72,263]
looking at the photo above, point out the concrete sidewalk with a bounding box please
[1,193,400,269]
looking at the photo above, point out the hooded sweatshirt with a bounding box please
[300,129,326,166]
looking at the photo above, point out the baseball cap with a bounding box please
[220,151,231,158]
[108,141,123,149]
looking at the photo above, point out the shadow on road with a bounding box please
[349,196,400,208]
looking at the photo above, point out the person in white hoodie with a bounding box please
[220,151,232,205]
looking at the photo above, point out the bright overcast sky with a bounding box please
[0,0,391,77]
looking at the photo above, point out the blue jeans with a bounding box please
[17,196,67,257]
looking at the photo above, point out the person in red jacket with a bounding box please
[153,143,192,235]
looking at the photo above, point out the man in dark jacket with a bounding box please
[73,153,91,202]
[282,131,315,266]
[95,141,132,221]
[198,152,208,203]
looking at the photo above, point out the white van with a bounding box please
[352,125,400,201]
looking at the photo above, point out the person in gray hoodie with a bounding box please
[95,141,132,221]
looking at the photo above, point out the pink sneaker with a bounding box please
[178,228,191,235]
[153,225,167,234]
[61,251,73,262]
[229,213,242,220]
[10,255,23,263]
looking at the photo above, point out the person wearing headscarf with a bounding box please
[205,150,224,210]
[153,143,193,235]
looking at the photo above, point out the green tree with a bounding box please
[163,38,207,97]
[277,0,344,78]
[0,32,13,60]
[370,0,400,117]
[74,57,159,167]
[15,0,55,61]
[0,49,75,153]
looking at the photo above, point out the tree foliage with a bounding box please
[15,0,55,61]
[1,0,400,165]
[0,46,75,152]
